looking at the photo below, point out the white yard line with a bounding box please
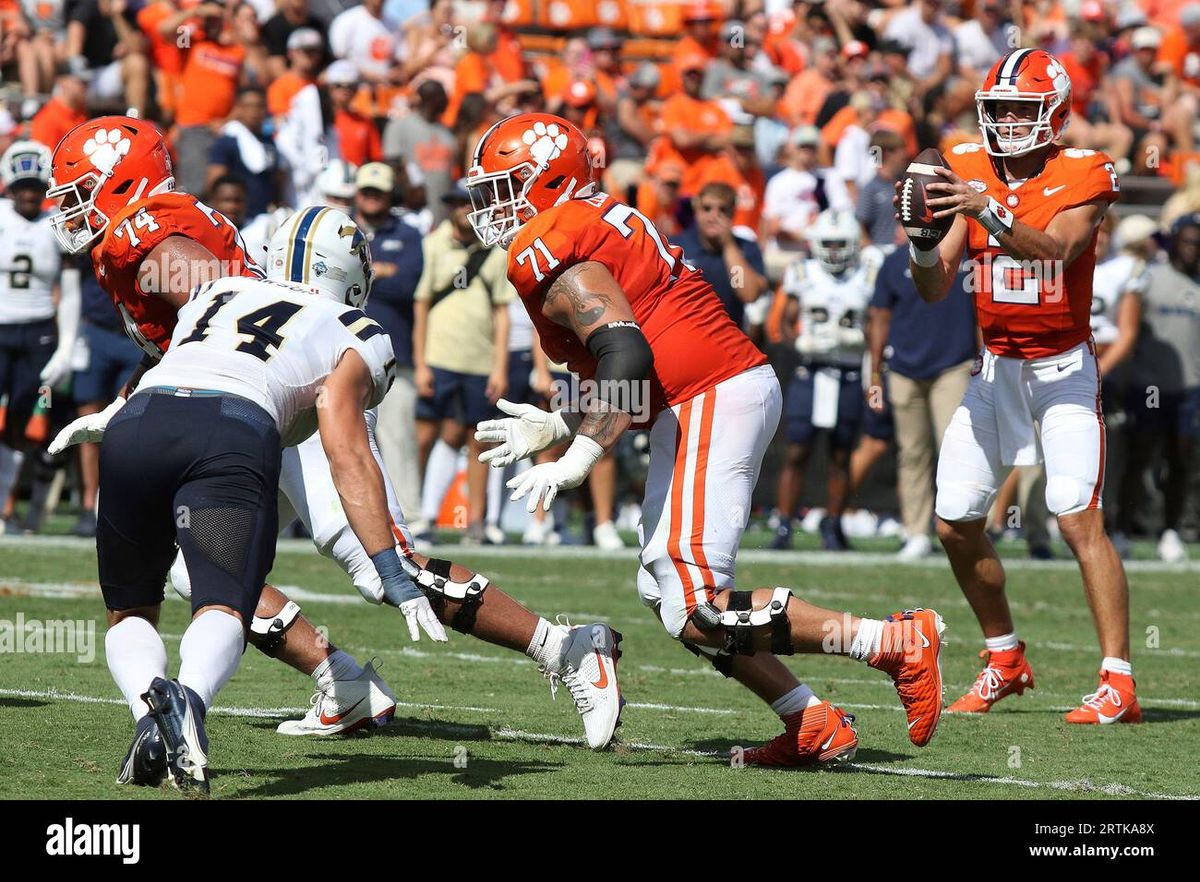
[5,532,1200,573]
[2,686,1195,798]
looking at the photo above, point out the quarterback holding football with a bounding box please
[898,48,1137,723]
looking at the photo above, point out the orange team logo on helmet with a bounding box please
[466,113,596,248]
[47,115,175,254]
[976,48,1072,157]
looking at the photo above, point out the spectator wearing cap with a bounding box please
[173,2,246,196]
[954,0,1010,82]
[653,52,732,198]
[64,0,150,118]
[761,124,821,277]
[267,27,322,119]
[882,0,954,95]
[412,179,513,543]
[606,63,663,200]
[262,0,324,80]
[703,19,783,122]
[384,79,456,226]
[327,60,383,168]
[586,26,624,113]
[674,0,721,67]
[558,79,599,134]
[1113,26,1195,170]
[675,181,768,332]
[206,86,280,217]
[1156,4,1200,130]
[855,130,907,249]
[354,161,426,525]
[698,124,767,237]
[1060,20,1134,164]
[29,72,88,151]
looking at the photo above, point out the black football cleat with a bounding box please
[116,714,168,786]
[819,515,850,551]
[142,677,210,794]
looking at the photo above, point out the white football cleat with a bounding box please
[545,622,624,749]
[592,520,625,551]
[1158,529,1187,563]
[277,659,397,736]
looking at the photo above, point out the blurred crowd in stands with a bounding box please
[0,0,1197,560]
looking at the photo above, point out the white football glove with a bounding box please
[48,396,127,455]
[475,398,572,468]
[506,435,605,513]
[40,348,74,390]
[399,596,448,643]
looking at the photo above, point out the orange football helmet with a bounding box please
[466,113,596,247]
[47,115,175,253]
[976,49,1072,157]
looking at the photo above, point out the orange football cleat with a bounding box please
[1065,670,1142,724]
[741,701,858,767]
[868,608,946,746]
[947,642,1035,714]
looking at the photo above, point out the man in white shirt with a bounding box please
[329,0,404,84]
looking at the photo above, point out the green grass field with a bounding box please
[1,534,1197,800]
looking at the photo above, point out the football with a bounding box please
[899,148,955,250]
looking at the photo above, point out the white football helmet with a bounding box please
[315,159,358,208]
[1,140,52,189]
[810,209,861,275]
[266,206,373,308]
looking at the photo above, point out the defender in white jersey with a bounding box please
[164,207,626,749]
[0,141,79,529]
[771,209,883,550]
[98,212,447,791]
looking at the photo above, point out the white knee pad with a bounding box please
[935,482,993,523]
[169,549,191,600]
[1045,475,1094,516]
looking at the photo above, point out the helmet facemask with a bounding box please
[47,171,109,254]
[466,161,539,248]
[976,92,1065,157]
[813,238,856,275]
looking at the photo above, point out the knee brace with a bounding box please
[250,600,302,658]
[410,558,489,634]
[691,587,794,656]
[1046,474,1094,516]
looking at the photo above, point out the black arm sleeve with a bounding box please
[585,321,654,412]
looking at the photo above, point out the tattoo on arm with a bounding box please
[542,262,619,338]
[578,406,631,448]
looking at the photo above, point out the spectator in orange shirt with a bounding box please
[445,22,502,128]
[137,0,192,123]
[484,0,526,84]
[30,72,88,150]
[663,1,722,95]
[267,27,322,119]
[541,37,594,107]
[780,36,837,127]
[586,27,624,114]
[608,63,662,198]
[697,125,767,237]
[174,1,246,195]
[635,159,684,239]
[1158,4,1200,90]
[557,80,600,135]
[326,60,383,168]
[656,52,732,197]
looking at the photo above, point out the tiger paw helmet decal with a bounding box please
[82,129,132,176]
[523,121,569,166]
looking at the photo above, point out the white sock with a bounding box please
[105,617,168,719]
[771,684,820,717]
[0,445,25,507]
[486,463,506,527]
[313,649,363,689]
[1101,656,1132,677]
[848,618,884,662]
[985,633,1020,653]
[525,617,567,671]
[421,439,460,523]
[177,610,245,710]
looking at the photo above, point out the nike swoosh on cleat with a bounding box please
[908,717,922,731]
[820,730,839,751]
[1097,707,1127,724]
[590,653,609,689]
[320,697,366,726]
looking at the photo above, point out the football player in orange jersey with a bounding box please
[45,116,627,757]
[469,113,948,765]
[903,49,1139,723]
